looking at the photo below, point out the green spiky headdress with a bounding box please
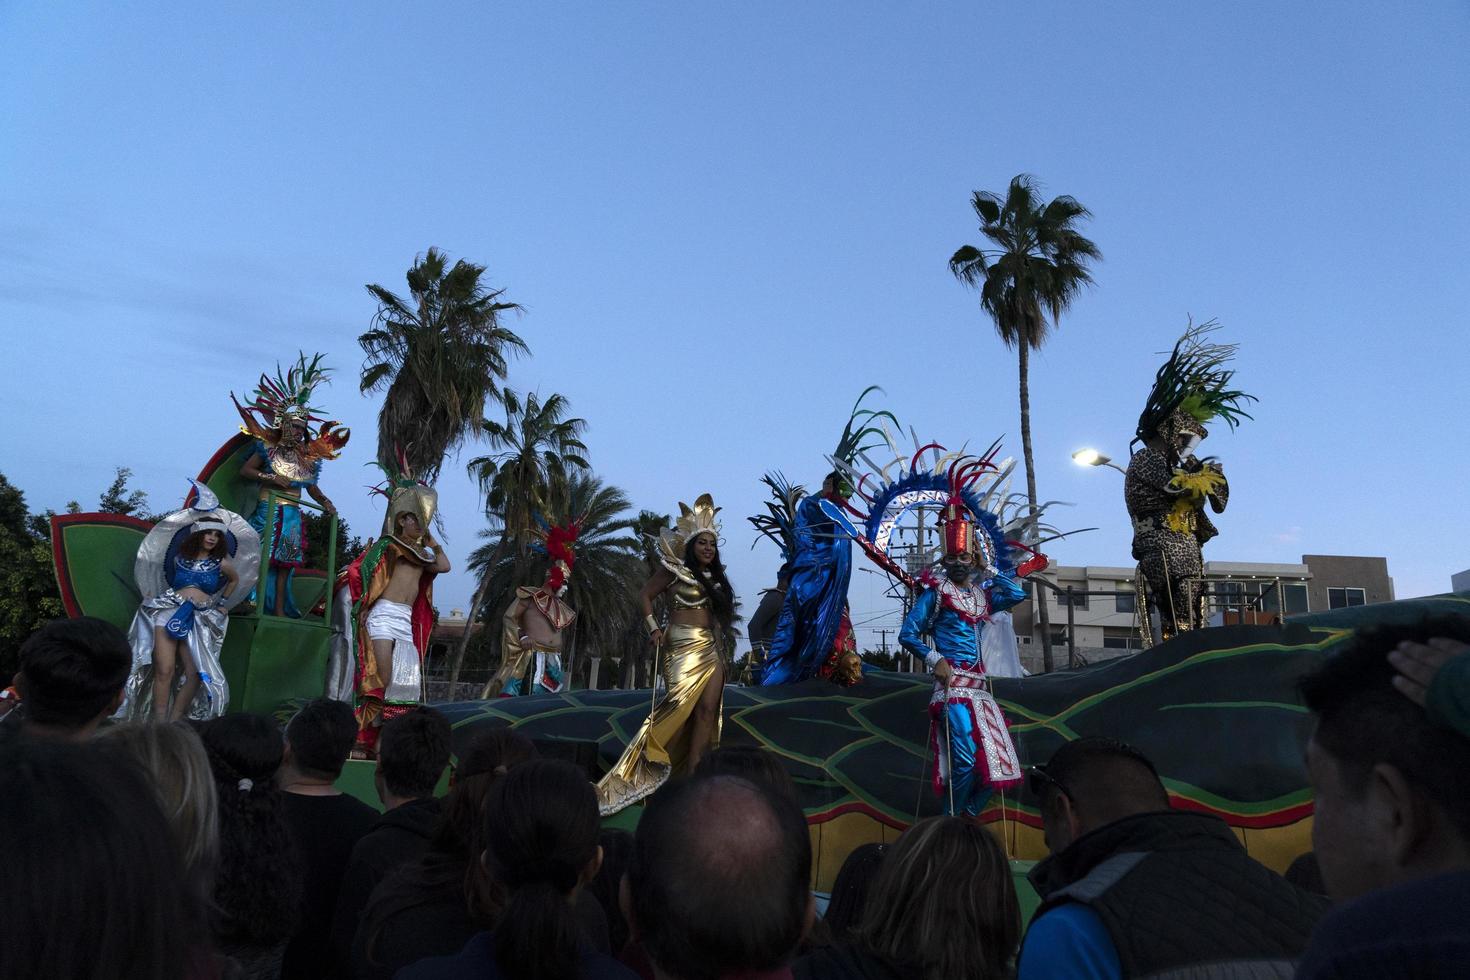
[1134,319,1256,448]
[828,386,899,493]
[238,352,332,431]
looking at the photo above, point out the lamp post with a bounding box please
[1071,448,1128,477]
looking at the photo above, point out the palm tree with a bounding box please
[466,473,644,689]
[359,248,527,482]
[447,390,590,690]
[950,174,1101,672]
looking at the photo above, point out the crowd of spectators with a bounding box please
[2,612,1468,980]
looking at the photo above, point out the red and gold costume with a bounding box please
[482,518,581,698]
[339,468,440,754]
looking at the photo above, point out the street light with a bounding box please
[1072,448,1128,476]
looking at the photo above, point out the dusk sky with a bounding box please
[3,3,1466,652]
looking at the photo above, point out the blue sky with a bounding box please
[2,2,1466,652]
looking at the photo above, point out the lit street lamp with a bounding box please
[1071,448,1128,476]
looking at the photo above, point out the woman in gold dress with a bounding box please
[597,494,734,814]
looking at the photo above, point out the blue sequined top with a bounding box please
[900,588,982,668]
[171,557,224,595]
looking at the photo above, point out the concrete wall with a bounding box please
[1301,554,1394,610]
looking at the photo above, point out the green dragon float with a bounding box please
[52,430,343,715]
[52,466,1470,887]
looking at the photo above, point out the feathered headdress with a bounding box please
[1134,320,1256,448]
[748,472,804,564]
[528,512,582,593]
[232,352,350,458]
[369,449,437,539]
[748,389,897,561]
[834,431,1075,591]
[829,387,899,485]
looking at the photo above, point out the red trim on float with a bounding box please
[185,433,252,507]
[50,512,155,618]
[800,793,1313,833]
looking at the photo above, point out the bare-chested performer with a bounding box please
[342,465,449,757]
[482,517,581,698]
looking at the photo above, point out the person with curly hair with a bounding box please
[197,713,304,980]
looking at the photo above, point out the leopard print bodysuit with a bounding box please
[1125,446,1230,640]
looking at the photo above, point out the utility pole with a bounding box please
[876,628,892,664]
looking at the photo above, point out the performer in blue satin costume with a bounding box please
[833,434,1056,816]
[900,544,1026,817]
[760,473,860,686]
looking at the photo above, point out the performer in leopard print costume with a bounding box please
[1126,321,1255,641]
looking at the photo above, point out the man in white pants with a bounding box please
[339,468,449,758]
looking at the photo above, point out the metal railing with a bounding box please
[249,489,338,627]
[1027,573,1306,660]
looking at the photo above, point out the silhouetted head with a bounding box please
[15,617,130,738]
[1300,615,1470,900]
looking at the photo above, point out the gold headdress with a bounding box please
[370,451,438,543]
[656,493,721,579]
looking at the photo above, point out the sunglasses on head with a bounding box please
[1026,765,1068,799]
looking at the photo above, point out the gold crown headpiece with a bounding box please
[675,493,721,542]
[658,493,722,562]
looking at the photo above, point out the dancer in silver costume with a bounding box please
[121,482,260,720]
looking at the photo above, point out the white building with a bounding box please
[1007,554,1393,672]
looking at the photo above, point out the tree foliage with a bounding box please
[467,390,590,551]
[359,247,528,482]
[950,173,1100,671]
[0,473,64,678]
[301,510,363,576]
[949,174,1101,353]
[464,473,643,687]
[97,466,157,520]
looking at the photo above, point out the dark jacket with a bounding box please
[793,943,910,980]
[330,798,441,967]
[352,858,611,980]
[1027,810,1327,979]
[397,931,637,980]
[1296,870,1470,979]
[279,791,379,980]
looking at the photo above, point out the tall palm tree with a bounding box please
[466,473,643,689]
[447,390,590,690]
[950,173,1101,672]
[359,247,527,482]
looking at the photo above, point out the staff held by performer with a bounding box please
[597,494,735,814]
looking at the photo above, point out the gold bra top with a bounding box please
[668,576,712,610]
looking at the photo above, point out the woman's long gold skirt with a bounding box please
[596,624,724,815]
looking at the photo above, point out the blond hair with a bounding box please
[858,816,1020,980]
[99,720,219,888]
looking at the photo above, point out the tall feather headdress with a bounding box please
[1134,319,1256,448]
